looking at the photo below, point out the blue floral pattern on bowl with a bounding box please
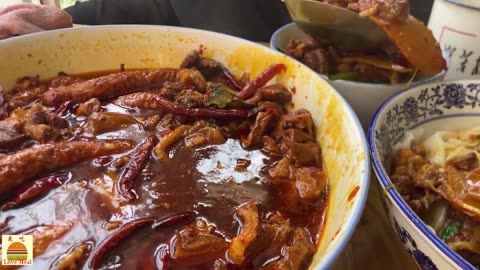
[369,80,480,270]
[374,82,480,172]
[393,218,438,270]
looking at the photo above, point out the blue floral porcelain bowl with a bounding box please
[368,80,480,270]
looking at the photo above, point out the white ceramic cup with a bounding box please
[428,0,480,80]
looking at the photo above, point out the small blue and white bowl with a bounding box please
[368,80,480,270]
[271,22,448,130]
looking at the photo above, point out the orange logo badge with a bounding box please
[2,235,33,265]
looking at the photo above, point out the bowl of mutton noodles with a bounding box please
[271,0,448,129]
[0,25,370,270]
[369,79,480,269]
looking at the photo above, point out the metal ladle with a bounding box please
[283,0,392,50]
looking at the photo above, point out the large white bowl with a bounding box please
[369,79,480,269]
[0,25,370,269]
[270,22,448,130]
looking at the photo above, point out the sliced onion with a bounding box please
[423,200,450,233]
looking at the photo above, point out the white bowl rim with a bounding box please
[270,22,449,88]
[0,24,371,270]
[443,0,480,11]
[367,79,480,270]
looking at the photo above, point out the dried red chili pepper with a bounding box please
[90,218,155,269]
[0,87,8,120]
[55,100,71,115]
[152,211,197,229]
[116,135,156,201]
[147,94,250,119]
[235,64,287,100]
[91,212,197,269]
[1,172,70,210]
[223,70,243,91]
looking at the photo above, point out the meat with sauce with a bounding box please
[323,0,409,23]
[0,51,328,270]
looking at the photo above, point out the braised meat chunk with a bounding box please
[391,127,480,267]
[173,219,228,263]
[285,0,445,84]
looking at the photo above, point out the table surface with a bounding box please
[330,179,419,270]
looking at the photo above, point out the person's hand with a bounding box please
[0,4,73,40]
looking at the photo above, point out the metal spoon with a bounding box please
[283,0,392,50]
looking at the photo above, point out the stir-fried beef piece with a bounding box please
[295,167,327,200]
[228,201,259,264]
[243,102,285,148]
[286,39,321,60]
[49,72,85,88]
[347,0,409,23]
[0,139,133,195]
[353,62,393,83]
[0,104,70,148]
[246,212,294,263]
[174,219,228,263]
[262,136,283,158]
[179,50,201,69]
[286,39,333,75]
[447,153,478,171]
[269,158,295,179]
[262,228,315,270]
[245,84,292,105]
[304,48,331,74]
[42,68,178,106]
[75,98,101,116]
[160,81,185,100]
[179,50,224,78]
[23,105,69,141]
[84,112,161,135]
[278,109,315,137]
[391,148,446,213]
[322,0,409,23]
[7,76,49,108]
[176,68,207,93]
[174,89,204,108]
[280,128,322,167]
[0,120,28,151]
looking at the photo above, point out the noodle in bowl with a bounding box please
[369,79,480,269]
